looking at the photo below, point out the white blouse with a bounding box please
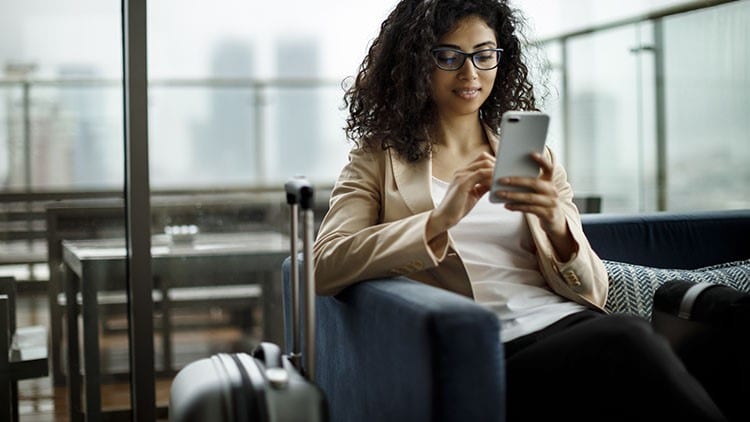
[431,177,584,342]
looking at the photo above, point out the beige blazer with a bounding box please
[313,133,609,311]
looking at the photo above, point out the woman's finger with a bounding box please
[531,152,554,180]
[496,190,556,207]
[496,176,556,197]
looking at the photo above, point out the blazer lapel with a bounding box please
[389,149,434,215]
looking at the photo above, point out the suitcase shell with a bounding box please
[169,349,326,422]
[169,176,326,422]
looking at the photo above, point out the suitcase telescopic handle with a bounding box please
[285,176,314,209]
[284,176,316,381]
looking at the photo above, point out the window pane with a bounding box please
[663,1,750,210]
[565,25,649,212]
[29,82,123,189]
[143,0,393,406]
[539,41,565,163]
[263,84,348,184]
[149,83,259,187]
[0,84,23,189]
[0,0,129,418]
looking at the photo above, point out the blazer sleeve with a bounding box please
[526,147,609,310]
[313,148,444,296]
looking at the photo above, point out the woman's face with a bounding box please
[430,15,498,120]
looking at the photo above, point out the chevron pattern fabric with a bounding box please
[603,259,750,318]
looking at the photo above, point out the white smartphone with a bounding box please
[489,111,550,203]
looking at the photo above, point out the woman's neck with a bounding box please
[433,114,487,154]
[430,114,492,182]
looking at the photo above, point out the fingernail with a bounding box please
[499,177,510,184]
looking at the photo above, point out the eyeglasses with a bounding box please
[430,47,503,71]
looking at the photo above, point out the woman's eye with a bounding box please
[477,52,494,62]
[437,53,458,64]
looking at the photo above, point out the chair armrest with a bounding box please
[284,263,505,422]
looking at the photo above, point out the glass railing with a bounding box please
[0,77,348,192]
[536,0,749,213]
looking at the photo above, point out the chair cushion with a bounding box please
[603,259,750,318]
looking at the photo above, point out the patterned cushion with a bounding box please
[603,259,750,318]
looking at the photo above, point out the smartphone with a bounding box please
[489,111,550,203]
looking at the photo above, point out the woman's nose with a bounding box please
[458,60,479,80]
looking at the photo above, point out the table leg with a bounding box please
[64,265,83,422]
[50,266,66,386]
[263,270,284,346]
[81,269,102,420]
[159,276,173,374]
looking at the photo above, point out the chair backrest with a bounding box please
[582,209,750,269]
[0,278,16,419]
[0,295,9,366]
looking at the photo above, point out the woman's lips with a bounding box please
[454,87,480,100]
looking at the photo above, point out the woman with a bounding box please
[313,0,725,420]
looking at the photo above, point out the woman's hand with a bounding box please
[494,152,578,261]
[426,152,494,240]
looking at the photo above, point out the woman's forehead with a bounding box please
[438,15,496,46]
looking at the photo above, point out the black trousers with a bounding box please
[504,310,726,422]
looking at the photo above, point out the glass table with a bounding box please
[61,231,290,421]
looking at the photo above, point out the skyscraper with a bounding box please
[272,38,321,182]
[192,39,256,186]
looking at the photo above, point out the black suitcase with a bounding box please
[169,176,327,422]
[652,280,750,422]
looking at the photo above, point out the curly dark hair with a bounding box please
[343,0,538,162]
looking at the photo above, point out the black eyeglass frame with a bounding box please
[430,47,504,71]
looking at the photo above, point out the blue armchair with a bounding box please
[282,209,750,422]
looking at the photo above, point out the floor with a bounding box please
[17,376,173,422]
[14,290,262,421]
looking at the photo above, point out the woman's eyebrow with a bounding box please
[435,41,497,50]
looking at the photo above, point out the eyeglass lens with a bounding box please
[432,48,500,71]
